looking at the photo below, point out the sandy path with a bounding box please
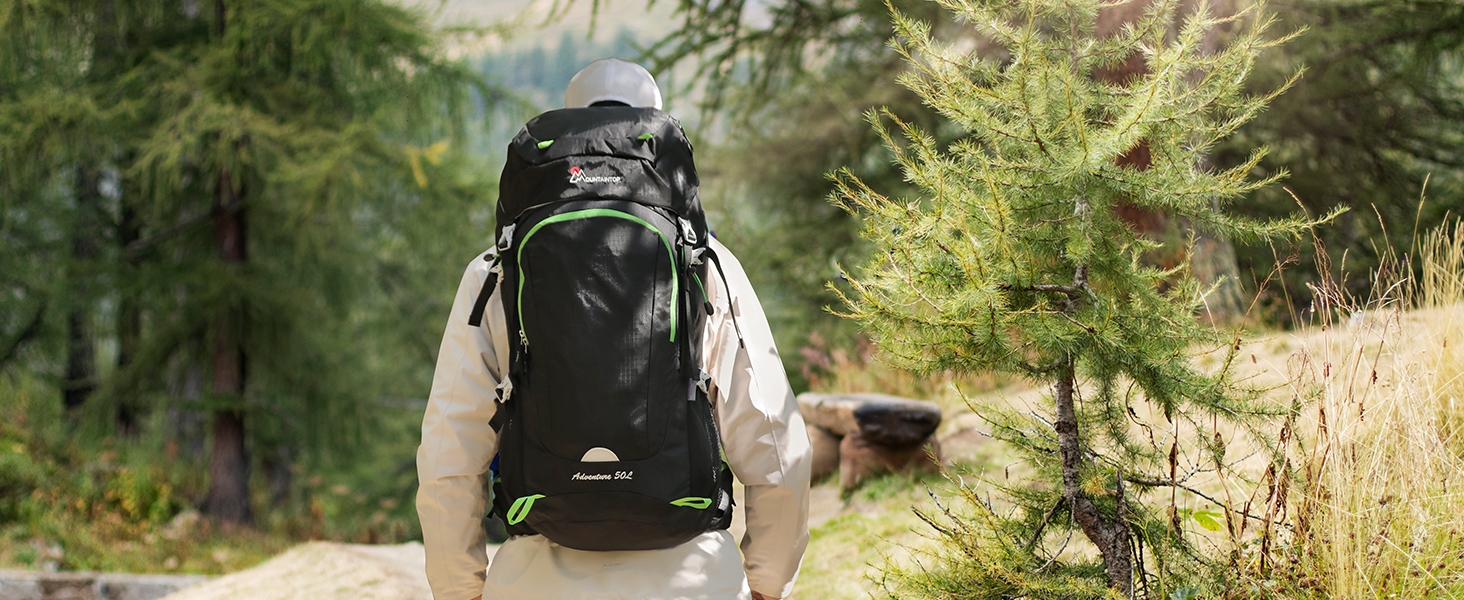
[160,542,500,600]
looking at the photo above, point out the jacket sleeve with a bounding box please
[416,251,510,600]
[701,239,813,599]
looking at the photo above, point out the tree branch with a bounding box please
[125,198,247,257]
[1024,497,1066,552]
[1125,475,1290,529]
[1003,283,1083,298]
[1018,356,1066,374]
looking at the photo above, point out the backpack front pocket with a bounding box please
[515,201,682,462]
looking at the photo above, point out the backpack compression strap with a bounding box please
[467,254,502,328]
[703,246,745,349]
[468,226,517,328]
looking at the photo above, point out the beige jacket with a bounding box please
[416,238,812,600]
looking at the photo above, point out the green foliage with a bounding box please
[834,0,1333,595]
[0,371,425,573]
[835,0,1322,392]
[0,0,501,530]
[1220,0,1464,312]
[643,0,963,386]
[881,478,1123,600]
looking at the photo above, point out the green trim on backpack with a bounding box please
[537,140,554,149]
[670,497,712,509]
[506,494,546,525]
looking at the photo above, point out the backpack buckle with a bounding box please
[689,247,707,266]
[495,377,514,403]
[696,369,712,396]
[497,224,517,252]
[678,218,698,245]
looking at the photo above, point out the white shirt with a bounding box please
[416,238,812,600]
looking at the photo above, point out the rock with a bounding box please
[0,571,208,600]
[807,424,842,482]
[798,393,942,445]
[797,392,944,492]
[837,433,941,491]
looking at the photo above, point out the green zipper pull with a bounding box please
[537,140,554,149]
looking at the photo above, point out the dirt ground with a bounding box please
[159,541,497,600]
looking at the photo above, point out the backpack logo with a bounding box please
[570,471,634,481]
[569,166,622,185]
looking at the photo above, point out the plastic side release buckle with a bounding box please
[696,369,712,396]
[495,377,514,403]
[678,218,698,245]
[497,223,517,253]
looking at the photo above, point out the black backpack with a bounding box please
[466,106,737,551]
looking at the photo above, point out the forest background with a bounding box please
[0,0,1461,593]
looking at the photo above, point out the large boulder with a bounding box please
[797,393,943,492]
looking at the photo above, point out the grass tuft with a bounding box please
[1267,220,1464,599]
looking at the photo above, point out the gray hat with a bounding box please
[564,58,663,110]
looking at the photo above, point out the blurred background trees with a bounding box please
[1219,0,1464,318]
[1,0,496,539]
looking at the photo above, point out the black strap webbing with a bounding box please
[704,247,745,348]
[467,257,499,327]
[488,398,506,433]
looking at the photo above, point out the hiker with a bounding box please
[416,58,812,600]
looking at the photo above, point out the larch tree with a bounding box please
[833,0,1334,596]
[122,0,482,525]
[2,0,490,526]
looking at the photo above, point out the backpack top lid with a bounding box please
[496,106,700,232]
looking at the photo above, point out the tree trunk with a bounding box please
[207,169,252,526]
[117,190,141,435]
[64,164,101,412]
[1055,360,1133,596]
[1190,212,1245,324]
[1056,264,1133,596]
[112,0,138,428]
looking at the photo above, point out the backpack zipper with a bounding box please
[515,208,679,347]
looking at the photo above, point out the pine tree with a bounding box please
[832,0,1334,595]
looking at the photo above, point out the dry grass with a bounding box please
[1273,221,1464,599]
[790,224,1464,599]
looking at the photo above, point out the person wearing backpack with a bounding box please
[416,58,813,600]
